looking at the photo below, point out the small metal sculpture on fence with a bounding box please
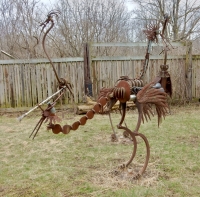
[18,12,173,179]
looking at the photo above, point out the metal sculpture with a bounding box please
[19,12,173,178]
[100,14,172,141]
[18,11,73,139]
[46,14,172,178]
[47,76,168,178]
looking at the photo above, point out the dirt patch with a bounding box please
[90,162,159,189]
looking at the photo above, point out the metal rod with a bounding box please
[108,112,117,139]
[1,50,17,59]
[17,86,66,121]
[164,48,167,65]
[32,118,45,140]
[29,117,44,138]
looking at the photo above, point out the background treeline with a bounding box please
[0,0,200,60]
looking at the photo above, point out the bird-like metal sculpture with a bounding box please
[46,75,169,178]
[18,11,73,139]
[19,12,173,179]
[47,15,172,178]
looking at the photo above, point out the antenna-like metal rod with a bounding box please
[17,86,66,122]
[1,50,17,59]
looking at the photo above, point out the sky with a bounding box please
[126,0,136,11]
[40,0,135,11]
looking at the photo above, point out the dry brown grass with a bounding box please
[0,103,200,196]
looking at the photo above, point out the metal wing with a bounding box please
[136,79,169,127]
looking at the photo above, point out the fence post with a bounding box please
[83,43,93,96]
[185,41,193,101]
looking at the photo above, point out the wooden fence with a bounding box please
[0,42,199,108]
[0,58,84,108]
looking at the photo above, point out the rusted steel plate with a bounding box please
[93,103,101,113]
[62,124,71,134]
[79,116,87,125]
[115,80,130,103]
[52,124,62,134]
[86,110,94,119]
[98,97,108,106]
[71,121,80,130]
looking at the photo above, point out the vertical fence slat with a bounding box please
[195,59,200,98]
[0,66,4,106]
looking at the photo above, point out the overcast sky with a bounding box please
[39,0,135,11]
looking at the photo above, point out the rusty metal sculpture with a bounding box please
[29,90,64,139]
[46,14,172,178]
[46,75,168,178]
[18,11,73,138]
[19,12,173,178]
[99,14,172,142]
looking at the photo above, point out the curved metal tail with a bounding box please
[50,97,109,134]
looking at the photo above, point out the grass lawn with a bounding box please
[0,103,200,197]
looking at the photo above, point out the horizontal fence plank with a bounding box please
[1,54,193,66]
[0,57,84,65]
[92,55,186,61]
[90,42,184,47]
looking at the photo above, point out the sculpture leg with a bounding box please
[107,98,118,141]
[118,104,131,139]
[108,112,118,141]
[29,117,45,139]
[134,132,150,179]
[117,102,127,127]
[117,126,150,178]
[118,126,137,168]
[134,101,143,133]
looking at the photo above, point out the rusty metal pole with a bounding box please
[84,43,93,96]
[185,41,193,101]
[160,49,169,92]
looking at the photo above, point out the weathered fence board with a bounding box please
[90,58,187,99]
[194,59,200,97]
[0,58,188,107]
[1,42,200,108]
[0,61,85,108]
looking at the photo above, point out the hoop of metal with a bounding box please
[118,125,150,179]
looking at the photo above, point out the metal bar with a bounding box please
[17,86,66,121]
[1,50,17,59]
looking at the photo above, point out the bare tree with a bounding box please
[0,0,135,59]
[130,0,200,41]
[0,0,49,59]
[55,0,133,57]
